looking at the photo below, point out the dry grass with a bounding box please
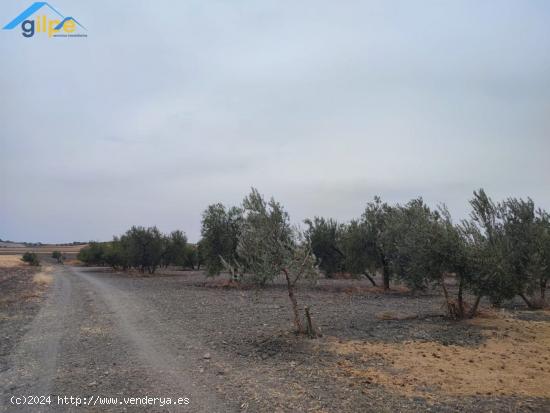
[0,245,85,255]
[20,292,42,300]
[0,255,24,268]
[330,311,550,398]
[33,272,53,285]
[0,313,21,321]
[33,266,54,285]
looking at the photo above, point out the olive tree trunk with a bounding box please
[382,258,390,290]
[283,269,304,333]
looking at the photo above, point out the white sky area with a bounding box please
[1,0,549,243]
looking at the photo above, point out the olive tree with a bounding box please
[461,190,525,309]
[121,226,167,273]
[51,250,63,264]
[390,198,445,291]
[498,197,550,308]
[383,192,509,319]
[392,200,477,318]
[338,220,377,286]
[234,188,319,335]
[77,242,107,266]
[533,210,550,306]
[361,197,399,290]
[22,251,40,266]
[162,230,188,268]
[103,239,128,270]
[304,217,345,278]
[200,203,243,277]
[182,243,200,269]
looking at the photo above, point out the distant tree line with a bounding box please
[77,227,202,274]
[200,188,550,319]
[76,188,549,321]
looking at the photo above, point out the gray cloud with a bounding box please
[1,0,549,243]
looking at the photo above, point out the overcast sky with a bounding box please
[1,0,549,243]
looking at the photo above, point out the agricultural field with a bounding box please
[1,255,549,412]
[0,244,84,261]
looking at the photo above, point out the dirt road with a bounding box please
[1,266,235,412]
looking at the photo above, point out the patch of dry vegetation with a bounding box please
[0,255,24,268]
[33,266,54,286]
[0,245,85,255]
[330,311,550,398]
[0,260,52,307]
